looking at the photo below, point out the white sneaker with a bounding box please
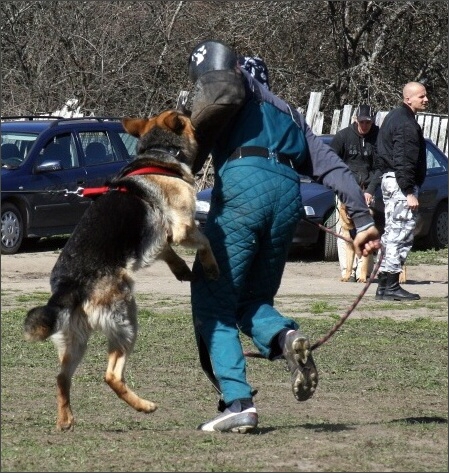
[197,400,258,433]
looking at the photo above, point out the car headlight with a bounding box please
[303,205,315,217]
[195,200,210,213]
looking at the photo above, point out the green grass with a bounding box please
[407,246,448,265]
[1,290,447,472]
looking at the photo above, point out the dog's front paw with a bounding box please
[174,266,193,282]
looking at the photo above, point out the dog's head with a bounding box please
[122,110,198,168]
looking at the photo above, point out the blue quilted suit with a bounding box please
[190,67,374,407]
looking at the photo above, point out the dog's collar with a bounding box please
[126,166,182,178]
[81,165,183,198]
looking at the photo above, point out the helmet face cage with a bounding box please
[188,40,238,82]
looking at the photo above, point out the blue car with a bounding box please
[1,116,139,254]
[195,174,339,261]
[195,136,448,261]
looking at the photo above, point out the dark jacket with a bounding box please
[330,122,380,195]
[375,103,427,195]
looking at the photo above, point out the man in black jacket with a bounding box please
[330,104,380,281]
[375,82,428,301]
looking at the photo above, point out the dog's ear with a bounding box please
[122,118,149,137]
[163,111,186,134]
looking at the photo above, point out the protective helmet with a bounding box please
[188,40,238,82]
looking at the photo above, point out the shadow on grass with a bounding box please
[258,416,448,434]
[390,416,448,425]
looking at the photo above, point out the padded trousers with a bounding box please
[191,158,303,405]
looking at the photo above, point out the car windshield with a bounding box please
[1,132,39,167]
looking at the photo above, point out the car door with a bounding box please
[27,132,90,231]
[413,140,448,237]
[77,129,133,189]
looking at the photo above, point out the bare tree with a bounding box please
[1,1,447,119]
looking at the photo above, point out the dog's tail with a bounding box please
[24,304,60,341]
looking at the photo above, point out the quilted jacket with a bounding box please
[191,66,375,231]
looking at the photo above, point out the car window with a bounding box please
[38,133,78,169]
[426,145,447,176]
[79,131,117,166]
[1,132,39,165]
[119,132,138,159]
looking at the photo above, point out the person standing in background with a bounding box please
[330,104,381,282]
[374,81,428,301]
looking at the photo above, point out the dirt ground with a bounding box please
[1,240,448,472]
[2,242,447,305]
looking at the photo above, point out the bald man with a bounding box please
[374,82,428,301]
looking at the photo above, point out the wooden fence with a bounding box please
[302,91,448,156]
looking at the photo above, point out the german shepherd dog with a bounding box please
[338,202,373,283]
[24,109,219,431]
[337,202,406,283]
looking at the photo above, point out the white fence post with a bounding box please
[305,91,324,134]
[339,104,353,130]
[330,109,341,134]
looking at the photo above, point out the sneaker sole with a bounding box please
[291,336,318,402]
[198,411,258,433]
[230,423,257,434]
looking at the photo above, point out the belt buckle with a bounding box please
[268,150,276,160]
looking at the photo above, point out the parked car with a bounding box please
[1,116,139,254]
[195,136,448,261]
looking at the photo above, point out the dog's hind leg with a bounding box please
[103,298,157,414]
[341,240,355,282]
[105,350,157,413]
[399,263,407,283]
[52,322,89,431]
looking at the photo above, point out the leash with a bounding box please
[2,165,182,198]
[244,217,384,357]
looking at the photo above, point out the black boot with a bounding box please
[375,272,387,300]
[383,272,420,301]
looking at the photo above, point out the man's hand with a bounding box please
[407,193,419,211]
[363,192,373,206]
[353,225,381,258]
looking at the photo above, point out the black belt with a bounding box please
[228,146,294,168]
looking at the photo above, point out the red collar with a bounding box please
[81,165,181,198]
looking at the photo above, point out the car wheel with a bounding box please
[428,202,448,249]
[321,208,338,262]
[1,203,24,255]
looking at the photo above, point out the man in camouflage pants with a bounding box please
[375,82,428,301]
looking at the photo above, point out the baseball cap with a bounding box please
[356,104,374,121]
